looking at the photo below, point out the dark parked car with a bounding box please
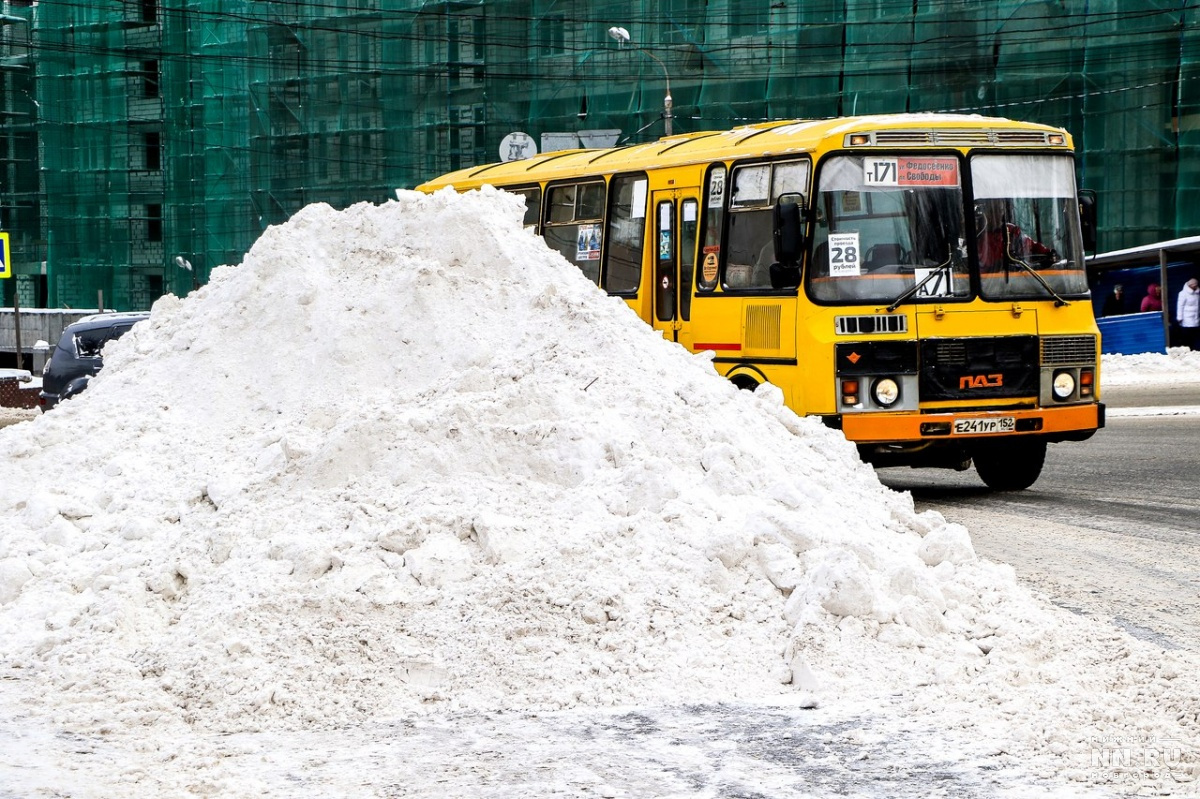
[39,312,149,410]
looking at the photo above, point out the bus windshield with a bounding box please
[971,154,1089,300]
[809,153,1088,304]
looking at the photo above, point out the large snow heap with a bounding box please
[0,189,1194,782]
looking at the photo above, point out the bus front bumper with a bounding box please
[827,402,1105,444]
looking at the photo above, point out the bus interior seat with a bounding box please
[864,243,906,270]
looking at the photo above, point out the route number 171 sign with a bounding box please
[863,157,959,187]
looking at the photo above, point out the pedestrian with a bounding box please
[1102,284,1126,316]
[1176,278,1200,350]
[1141,283,1163,313]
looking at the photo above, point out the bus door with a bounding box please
[651,189,701,350]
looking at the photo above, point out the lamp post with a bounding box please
[607,26,673,137]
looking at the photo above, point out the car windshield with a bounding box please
[808,152,1089,305]
[971,154,1089,300]
[809,155,969,304]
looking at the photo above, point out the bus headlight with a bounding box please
[1052,370,1076,400]
[872,377,901,407]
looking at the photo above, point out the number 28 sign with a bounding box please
[863,157,959,187]
[828,232,861,276]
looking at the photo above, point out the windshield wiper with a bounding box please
[884,247,953,313]
[1000,227,1070,307]
[1004,256,1071,307]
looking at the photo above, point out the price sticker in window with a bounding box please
[828,232,861,276]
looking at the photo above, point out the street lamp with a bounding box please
[607,26,673,137]
[174,255,199,292]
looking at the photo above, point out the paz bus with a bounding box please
[418,114,1103,490]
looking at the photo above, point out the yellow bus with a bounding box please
[418,114,1103,490]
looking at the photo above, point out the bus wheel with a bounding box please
[971,438,1047,491]
[730,375,760,392]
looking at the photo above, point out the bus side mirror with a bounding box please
[1078,189,1097,253]
[773,193,806,266]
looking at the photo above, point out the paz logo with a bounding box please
[959,373,1003,389]
[0,232,9,279]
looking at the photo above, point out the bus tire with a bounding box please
[971,438,1047,491]
[730,374,760,392]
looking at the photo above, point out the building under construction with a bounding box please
[2,0,1199,316]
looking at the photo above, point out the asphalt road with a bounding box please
[879,385,1200,651]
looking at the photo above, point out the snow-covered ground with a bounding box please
[0,406,34,427]
[1101,348,1200,386]
[0,190,1197,798]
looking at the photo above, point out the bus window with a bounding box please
[698,165,726,291]
[680,198,698,319]
[726,165,773,289]
[578,182,606,219]
[548,184,578,223]
[543,180,606,284]
[725,159,812,291]
[774,161,808,198]
[511,187,541,229]
[604,175,647,294]
[810,154,969,304]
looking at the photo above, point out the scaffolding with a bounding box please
[11,0,1200,311]
[0,0,38,309]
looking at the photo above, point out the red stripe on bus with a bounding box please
[695,343,742,351]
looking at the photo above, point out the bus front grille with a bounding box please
[920,336,1039,401]
[1041,335,1097,365]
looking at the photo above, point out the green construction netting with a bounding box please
[5,0,1198,309]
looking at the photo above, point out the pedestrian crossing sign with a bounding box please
[0,232,9,279]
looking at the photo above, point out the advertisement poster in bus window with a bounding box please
[828,232,861,276]
[702,249,719,283]
[576,224,601,261]
[863,157,959,187]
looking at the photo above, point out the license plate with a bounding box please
[952,417,1016,435]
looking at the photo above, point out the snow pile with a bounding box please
[0,189,1196,787]
[1102,347,1200,385]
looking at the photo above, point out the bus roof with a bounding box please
[416,113,1073,192]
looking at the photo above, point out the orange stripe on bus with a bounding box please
[809,269,1079,285]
